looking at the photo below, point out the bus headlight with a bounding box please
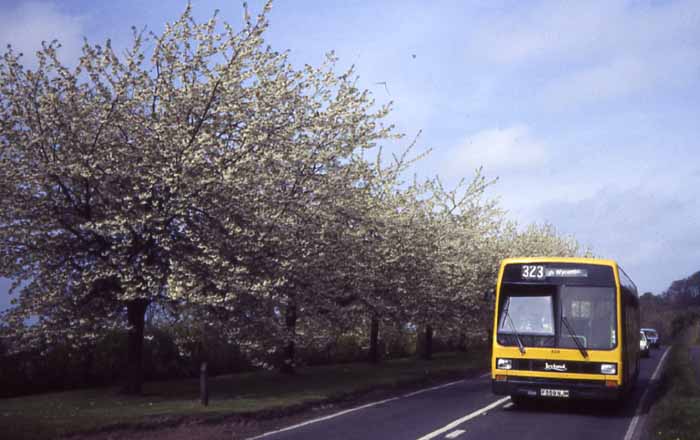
[601,363,617,375]
[497,358,512,370]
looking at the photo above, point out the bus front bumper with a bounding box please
[492,377,621,400]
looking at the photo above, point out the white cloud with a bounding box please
[539,47,700,108]
[464,0,699,65]
[542,57,648,104]
[447,124,548,175]
[536,181,700,294]
[459,0,700,108]
[0,2,86,68]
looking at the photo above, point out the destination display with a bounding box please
[521,265,588,279]
[502,263,615,286]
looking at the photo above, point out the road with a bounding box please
[249,347,669,440]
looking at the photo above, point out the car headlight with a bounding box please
[601,363,617,375]
[497,358,512,370]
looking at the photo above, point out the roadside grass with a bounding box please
[649,326,700,440]
[0,350,487,439]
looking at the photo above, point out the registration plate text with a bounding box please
[540,388,569,398]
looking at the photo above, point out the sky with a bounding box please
[0,0,699,308]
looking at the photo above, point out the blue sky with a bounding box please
[1,0,699,308]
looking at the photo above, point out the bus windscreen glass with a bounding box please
[560,286,616,350]
[497,283,617,350]
[498,296,555,336]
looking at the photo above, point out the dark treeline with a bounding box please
[640,270,700,342]
[0,313,475,398]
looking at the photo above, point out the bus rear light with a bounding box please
[605,380,618,388]
[495,375,507,382]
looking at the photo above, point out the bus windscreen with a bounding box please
[560,286,616,350]
[497,282,617,350]
[498,295,555,336]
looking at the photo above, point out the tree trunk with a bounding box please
[422,325,433,360]
[82,348,94,386]
[458,332,467,352]
[122,299,149,394]
[281,302,297,374]
[368,315,380,364]
[198,322,208,373]
[200,362,209,406]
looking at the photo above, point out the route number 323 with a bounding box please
[522,265,545,279]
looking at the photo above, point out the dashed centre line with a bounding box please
[445,429,466,438]
[402,380,465,398]
[416,397,511,440]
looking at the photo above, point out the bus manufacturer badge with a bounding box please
[544,362,567,372]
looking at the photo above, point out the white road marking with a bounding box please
[445,429,466,438]
[479,372,491,378]
[415,397,511,440]
[247,396,401,439]
[651,348,670,381]
[623,347,671,440]
[402,380,465,398]
[503,402,514,409]
[246,373,484,439]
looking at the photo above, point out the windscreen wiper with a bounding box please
[561,316,588,359]
[503,306,526,354]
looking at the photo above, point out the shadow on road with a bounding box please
[507,379,653,419]
[509,397,635,418]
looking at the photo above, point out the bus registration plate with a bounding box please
[540,389,569,398]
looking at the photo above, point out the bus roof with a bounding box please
[500,256,618,268]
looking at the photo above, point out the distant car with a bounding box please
[639,331,650,358]
[641,328,660,348]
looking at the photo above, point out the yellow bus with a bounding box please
[491,257,640,403]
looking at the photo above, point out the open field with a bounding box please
[0,351,487,439]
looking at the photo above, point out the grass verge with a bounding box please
[648,326,700,440]
[0,350,487,439]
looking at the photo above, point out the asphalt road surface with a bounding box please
[249,347,670,440]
